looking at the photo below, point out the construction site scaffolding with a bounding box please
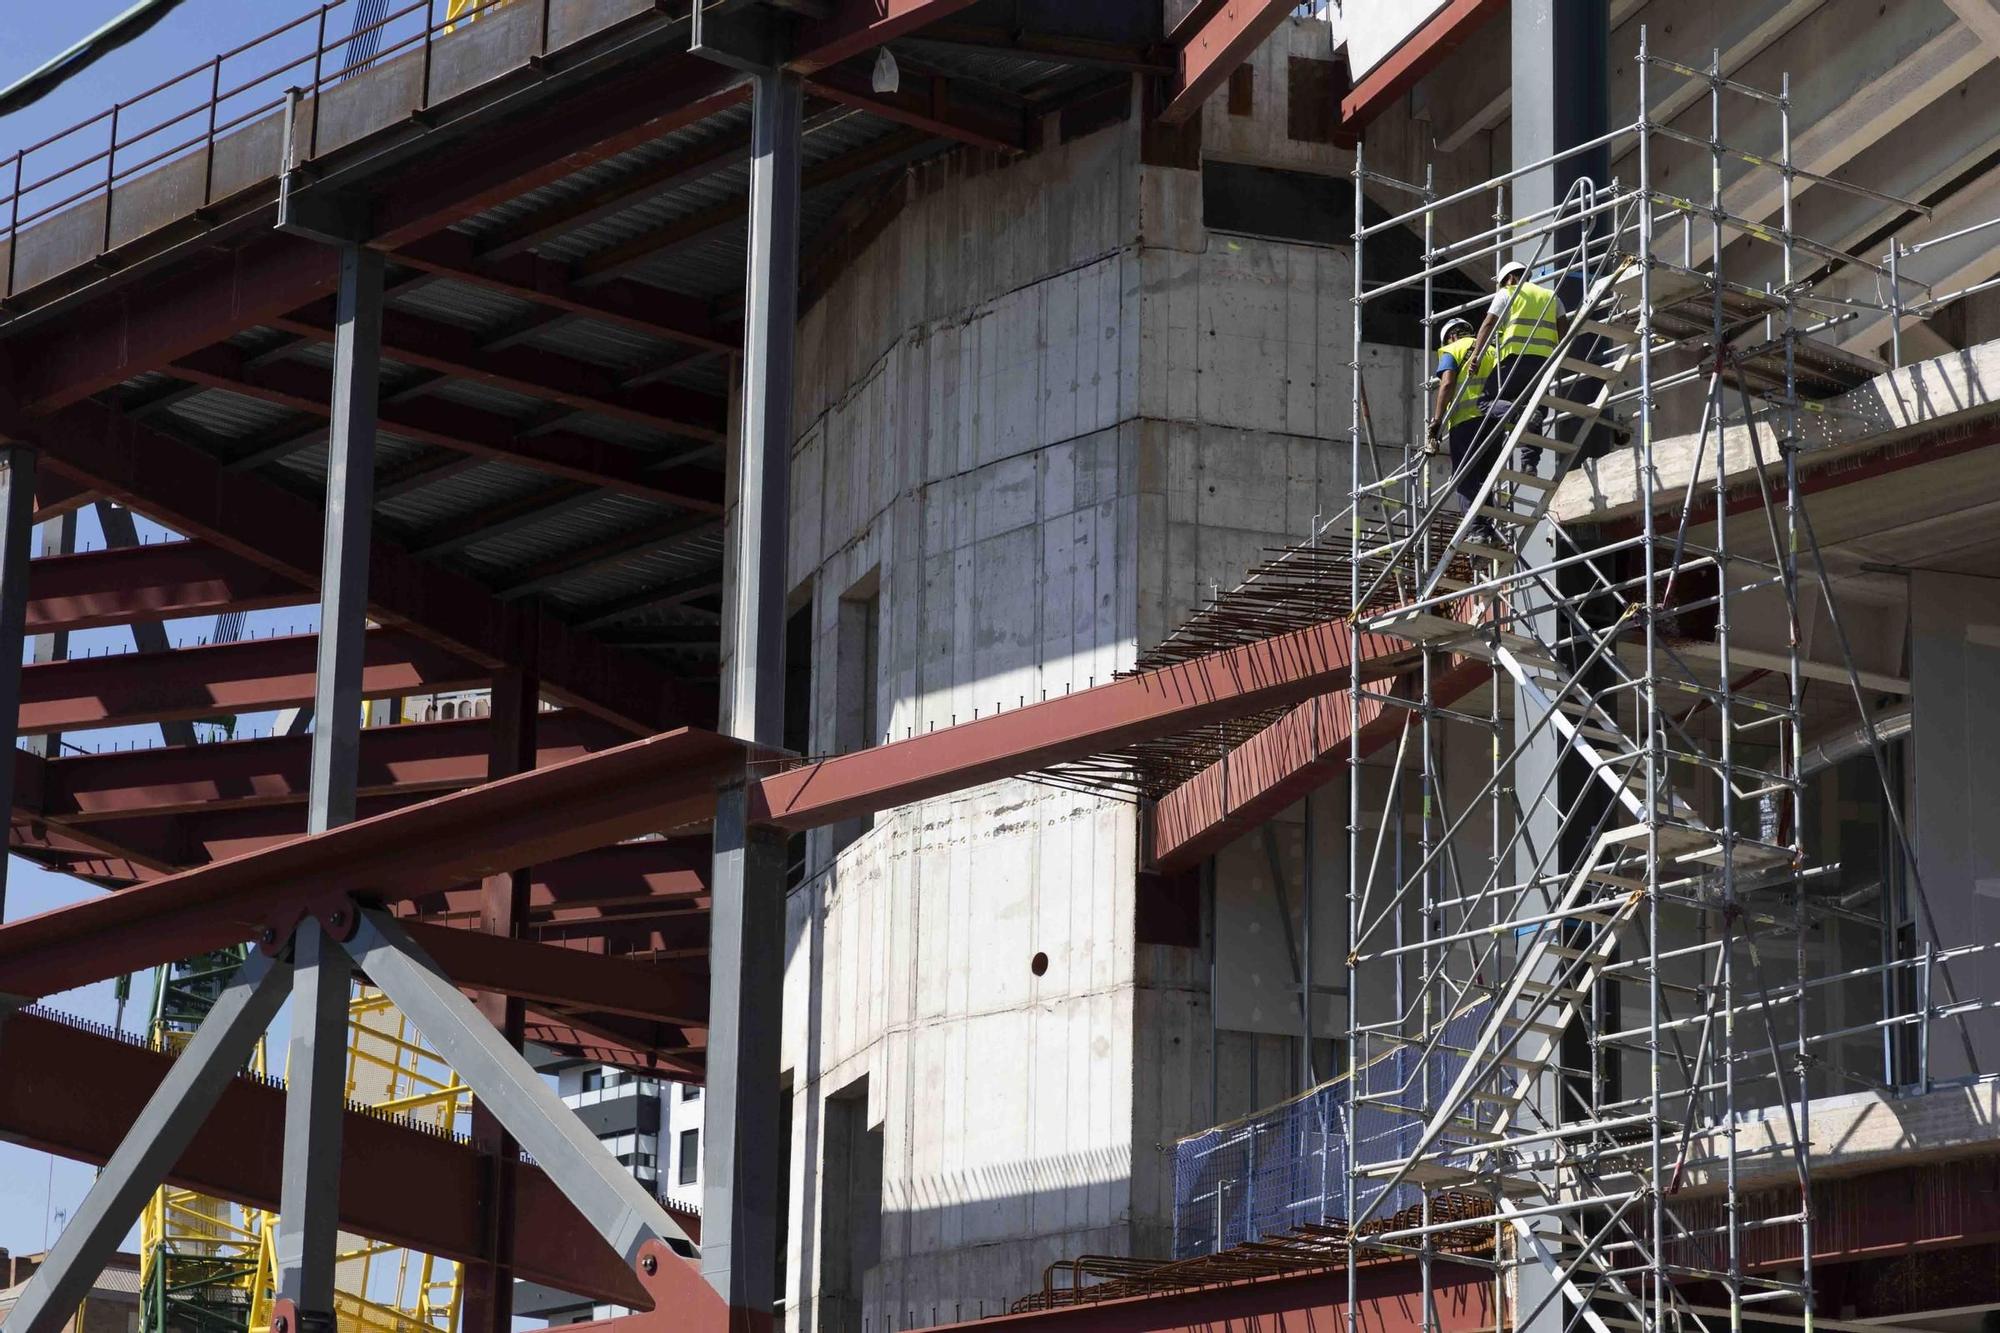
[1333,28,1993,1333]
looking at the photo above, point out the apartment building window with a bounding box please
[681,1084,700,1101]
[679,1128,700,1186]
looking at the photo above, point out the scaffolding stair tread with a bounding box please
[1355,1158,1542,1194]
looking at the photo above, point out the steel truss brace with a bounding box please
[1,914,720,1333]
[0,950,293,1333]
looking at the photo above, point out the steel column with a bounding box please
[94,502,200,748]
[0,950,292,1333]
[463,666,537,1333]
[0,447,35,918]
[276,241,381,1328]
[704,55,801,1328]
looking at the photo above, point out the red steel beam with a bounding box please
[270,306,727,444]
[1338,0,1507,130]
[10,397,713,735]
[793,0,985,74]
[750,619,1426,832]
[0,727,751,998]
[29,540,308,633]
[0,610,1437,997]
[41,709,629,820]
[397,919,707,1027]
[391,236,739,356]
[1149,655,1488,871]
[17,628,482,735]
[803,69,1027,153]
[0,1010,648,1306]
[165,347,724,510]
[1160,0,1297,125]
[909,1253,1495,1332]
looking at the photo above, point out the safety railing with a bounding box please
[1,0,536,298]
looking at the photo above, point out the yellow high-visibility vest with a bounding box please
[1440,337,1495,428]
[1497,280,1562,359]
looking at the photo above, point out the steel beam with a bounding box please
[1338,0,1510,131]
[753,620,1423,831]
[166,346,726,510]
[41,708,624,820]
[0,447,36,917]
[16,627,482,735]
[703,58,803,1324]
[801,70,1027,152]
[1160,0,1298,125]
[397,918,707,1027]
[27,539,306,634]
[0,1009,650,1305]
[268,306,728,443]
[793,0,983,74]
[0,950,292,1333]
[346,910,713,1290]
[391,236,741,356]
[18,397,713,734]
[0,727,750,998]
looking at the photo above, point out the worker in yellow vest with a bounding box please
[1427,317,1501,546]
[1472,259,1566,476]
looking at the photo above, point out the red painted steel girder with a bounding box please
[793,0,985,74]
[1160,0,1299,125]
[910,1254,1495,1332]
[28,540,308,633]
[413,840,711,919]
[0,612,1419,997]
[165,345,725,510]
[803,68,1027,152]
[12,397,713,735]
[1338,0,1507,130]
[1150,656,1492,871]
[41,709,629,820]
[391,236,739,355]
[0,728,751,998]
[270,306,727,444]
[17,628,481,735]
[0,1010,649,1306]
[397,919,708,1027]
[522,1016,705,1080]
[751,620,1425,831]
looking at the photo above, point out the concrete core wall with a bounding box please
[774,21,1386,1327]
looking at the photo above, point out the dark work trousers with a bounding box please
[1480,352,1552,474]
[1447,417,1501,515]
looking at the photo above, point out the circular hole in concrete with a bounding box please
[1031,951,1049,977]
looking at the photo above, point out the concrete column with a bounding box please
[704,61,801,1328]
[0,446,34,920]
[276,242,381,1327]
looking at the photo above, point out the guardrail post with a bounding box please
[202,55,223,208]
[101,103,120,254]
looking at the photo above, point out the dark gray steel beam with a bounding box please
[0,950,293,1333]
[275,242,382,1326]
[0,448,35,917]
[346,908,701,1265]
[702,50,803,1320]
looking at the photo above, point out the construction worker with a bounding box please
[1473,259,1566,476]
[1428,317,1501,545]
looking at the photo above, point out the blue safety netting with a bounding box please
[1172,1000,1506,1259]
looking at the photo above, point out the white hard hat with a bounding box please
[1441,318,1472,341]
[1497,260,1529,283]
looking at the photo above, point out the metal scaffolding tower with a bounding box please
[1333,29,1989,1333]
